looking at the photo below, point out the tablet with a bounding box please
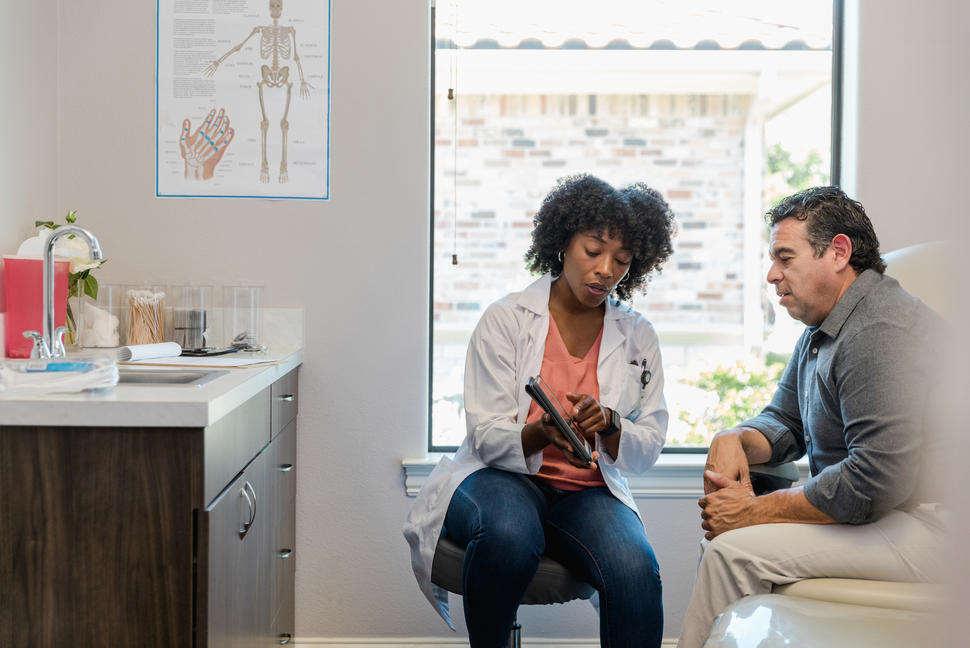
[525,376,594,466]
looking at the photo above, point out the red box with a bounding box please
[3,257,69,358]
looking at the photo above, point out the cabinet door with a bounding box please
[201,449,267,648]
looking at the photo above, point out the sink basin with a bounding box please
[117,369,228,387]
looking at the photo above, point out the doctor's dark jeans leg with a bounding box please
[443,467,547,648]
[544,487,663,648]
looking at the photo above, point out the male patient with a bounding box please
[677,186,949,647]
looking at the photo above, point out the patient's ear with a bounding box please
[830,233,853,271]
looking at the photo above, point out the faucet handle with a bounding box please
[23,331,52,359]
[52,326,69,358]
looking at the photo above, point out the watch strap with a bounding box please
[601,407,621,437]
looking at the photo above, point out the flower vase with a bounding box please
[66,291,82,349]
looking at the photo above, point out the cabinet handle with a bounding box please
[278,548,293,559]
[278,463,294,472]
[239,480,258,538]
[239,485,254,538]
[277,394,294,402]
[245,481,258,525]
[278,633,292,645]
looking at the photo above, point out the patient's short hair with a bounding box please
[767,186,886,274]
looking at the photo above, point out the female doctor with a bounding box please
[405,174,676,647]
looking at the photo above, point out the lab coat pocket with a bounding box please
[615,363,642,419]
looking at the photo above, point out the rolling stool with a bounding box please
[431,535,595,648]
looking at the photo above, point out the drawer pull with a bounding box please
[239,481,258,538]
[278,548,293,559]
[279,633,292,645]
[278,463,294,472]
[277,394,295,402]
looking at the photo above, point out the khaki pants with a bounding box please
[676,506,947,648]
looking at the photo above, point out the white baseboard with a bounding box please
[295,639,678,647]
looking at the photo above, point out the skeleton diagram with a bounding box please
[202,0,312,184]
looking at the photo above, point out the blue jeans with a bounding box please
[443,467,663,648]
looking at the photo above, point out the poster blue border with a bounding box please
[155,0,332,200]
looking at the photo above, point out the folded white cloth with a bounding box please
[0,356,119,394]
[117,342,182,362]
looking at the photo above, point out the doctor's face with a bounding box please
[559,229,632,309]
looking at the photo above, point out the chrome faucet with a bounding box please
[23,226,103,358]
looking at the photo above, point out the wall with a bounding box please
[16,0,965,643]
[854,3,970,645]
[53,0,438,639]
[850,0,970,251]
[0,0,59,309]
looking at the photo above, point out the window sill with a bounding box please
[402,454,810,498]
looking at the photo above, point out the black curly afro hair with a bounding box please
[524,174,677,301]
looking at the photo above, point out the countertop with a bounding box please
[0,347,303,428]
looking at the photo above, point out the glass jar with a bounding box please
[73,283,125,348]
[125,285,168,346]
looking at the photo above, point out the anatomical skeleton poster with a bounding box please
[156,0,331,199]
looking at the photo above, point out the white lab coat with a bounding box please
[403,273,668,628]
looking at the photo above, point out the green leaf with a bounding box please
[66,210,77,223]
[83,274,99,300]
[68,273,79,299]
[35,220,57,229]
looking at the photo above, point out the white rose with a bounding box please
[55,235,101,273]
[14,226,102,273]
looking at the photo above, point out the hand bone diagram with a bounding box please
[179,108,235,180]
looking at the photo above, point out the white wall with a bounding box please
[53,0,438,638]
[0,0,58,257]
[849,0,970,251]
[2,0,961,642]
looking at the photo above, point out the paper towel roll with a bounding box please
[117,342,182,362]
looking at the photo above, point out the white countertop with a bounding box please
[0,347,303,428]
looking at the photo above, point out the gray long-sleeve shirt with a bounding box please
[742,269,947,524]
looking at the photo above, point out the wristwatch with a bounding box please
[600,407,622,437]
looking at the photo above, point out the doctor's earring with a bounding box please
[558,250,564,263]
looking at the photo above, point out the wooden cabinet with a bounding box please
[0,367,299,648]
[204,453,266,648]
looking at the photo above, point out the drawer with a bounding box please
[266,420,296,642]
[271,368,299,438]
[204,386,271,506]
[275,420,297,551]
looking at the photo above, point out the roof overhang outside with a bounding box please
[436,50,831,106]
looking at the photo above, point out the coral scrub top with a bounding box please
[527,314,607,490]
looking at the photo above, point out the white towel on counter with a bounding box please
[117,342,182,362]
[0,356,119,394]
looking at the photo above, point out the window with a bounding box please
[430,0,839,451]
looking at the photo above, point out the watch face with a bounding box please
[604,408,620,436]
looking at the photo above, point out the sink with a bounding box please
[117,368,229,387]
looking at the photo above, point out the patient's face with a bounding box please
[766,218,842,326]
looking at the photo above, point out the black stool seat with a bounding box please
[431,535,595,605]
